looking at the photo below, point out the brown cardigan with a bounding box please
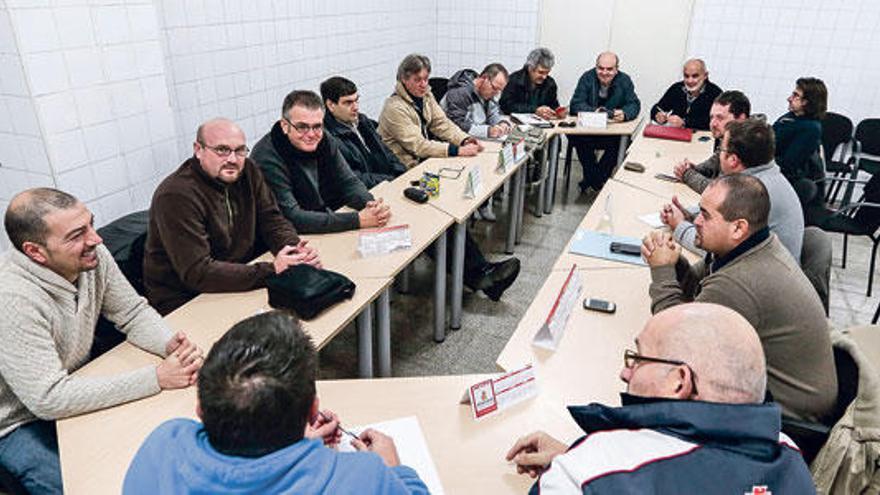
[143,157,299,315]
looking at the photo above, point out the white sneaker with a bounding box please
[477,203,496,222]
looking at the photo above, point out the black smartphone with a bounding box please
[583,298,617,314]
[610,242,641,256]
[654,173,681,183]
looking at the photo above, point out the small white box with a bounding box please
[577,111,607,129]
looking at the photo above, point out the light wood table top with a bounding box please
[59,373,582,495]
[614,130,714,201]
[58,274,392,494]
[495,267,653,408]
[392,150,524,223]
[302,181,453,279]
[546,115,643,137]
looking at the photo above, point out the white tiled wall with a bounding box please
[434,0,540,78]
[156,0,437,155]
[2,0,177,234]
[687,0,880,124]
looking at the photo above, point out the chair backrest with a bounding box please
[853,171,880,232]
[822,112,854,164]
[428,77,449,102]
[800,226,832,314]
[96,210,149,294]
[855,118,880,156]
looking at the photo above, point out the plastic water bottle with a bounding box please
[596,193,614,235]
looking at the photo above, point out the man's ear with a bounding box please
[669,366,694,400]
[732,218,751,241]
[22,241,47,265]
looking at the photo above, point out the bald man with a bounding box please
[1,188,203,494]
[651,58,722,130]
[569,52,641,192]
[144,118,321,315]
[506,303,815,494]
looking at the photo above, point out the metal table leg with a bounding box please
[505,168,520,254]
[617,134,630,167]
[515,160,526,244]
[544,135,561,214]
[534,147,548,218]
[376,288,391,377]
[397,264,411,294]
[433,233,447,343]
[450,221,466,330]
[356,303,373,378]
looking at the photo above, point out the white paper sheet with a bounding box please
[638,212,664,228]
[338,416,444,495]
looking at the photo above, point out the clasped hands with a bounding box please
[274,239,322,274]
[641,230,681,267]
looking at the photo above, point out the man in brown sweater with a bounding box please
[641,173,836,423]
[144,118,321,315]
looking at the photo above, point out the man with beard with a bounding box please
[144,118,321,315]
[650,59,722,130]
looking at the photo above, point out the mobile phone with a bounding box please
[610,241,642,256]
[584,298,616,314]
[623,161,645,173]
[654,173,681,183]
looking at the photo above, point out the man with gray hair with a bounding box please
[506,303,815,493]
[643,173,835,423]
[650,58,722,130]
[1,188,203,493]
[378,53,483,169]
[499,47,560,120]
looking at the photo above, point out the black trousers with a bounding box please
[426,229,489,283]
[570,135,621,190]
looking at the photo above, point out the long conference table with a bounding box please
[57,119,715,494]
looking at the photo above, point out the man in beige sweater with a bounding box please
[378,53,483,169]
[0,188,203,494]
[642,174,836,423]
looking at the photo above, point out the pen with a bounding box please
[658,107,674,117]
[318,411,359,441]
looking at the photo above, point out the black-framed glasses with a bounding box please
[199,142,249,158]
[283,117,323,135]
[623,349,699,395]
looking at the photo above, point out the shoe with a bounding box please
[477,203,496,222]
[464,265,495,292]
[483,258,520,301]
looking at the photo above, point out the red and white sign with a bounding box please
[463,364,538,420]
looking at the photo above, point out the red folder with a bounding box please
[643,124,693,142]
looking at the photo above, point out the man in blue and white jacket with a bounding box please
[124,311,428,495]
[506,302,815,494]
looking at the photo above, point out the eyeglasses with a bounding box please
[623,349,699,395]
[199,142,249,158]
[487,77,505,93]
[790,91,804,100]
[283,117,324,135]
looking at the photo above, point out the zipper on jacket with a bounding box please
[224,187,234,230]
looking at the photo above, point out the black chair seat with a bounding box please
[825,159,850,174]
[815,212,875,236]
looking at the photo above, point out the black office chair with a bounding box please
[781,343,860,465]
[812,173,880,297]
[821,112,855,205]
[91,210,150,359]
[837,119,880,208]
[428,77,449,102]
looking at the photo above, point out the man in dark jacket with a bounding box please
[320,77,407,189]
[316,82,521,301]
[144,118,321,315]
[650,59,722,130]
[506,303,816,494]
[499,48,560,120]
[569,52,641,192]
[251,90,391,235]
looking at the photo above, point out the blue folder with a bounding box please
[568,229,647,266]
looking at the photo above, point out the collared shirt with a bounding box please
[682,83,705,108]
[707,226,771,273]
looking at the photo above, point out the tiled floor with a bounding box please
[318,166,879,379]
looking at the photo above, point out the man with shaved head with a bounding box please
[144,118,321,315]
[569,51,641,193]
[1,188,203,493]
[506,303,815,494]
[651,58,722,130]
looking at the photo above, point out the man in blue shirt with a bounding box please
[124,311,428,494]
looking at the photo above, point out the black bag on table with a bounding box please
[265,264,356,320]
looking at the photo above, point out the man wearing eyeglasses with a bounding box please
[506,303,815,494]
[440,63,511,140]
[251,90,390,235]
[144,118,320,316]
[643,173,835,423]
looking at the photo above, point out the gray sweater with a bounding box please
[0,245,173,438]
[440,69,507,138]
[673,162,804,263]
[649,234,836,422]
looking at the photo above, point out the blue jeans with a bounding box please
[0,421,63,494]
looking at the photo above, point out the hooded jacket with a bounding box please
[532,395,815,494]
[123,418,429,495]
[440,69,508,138]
